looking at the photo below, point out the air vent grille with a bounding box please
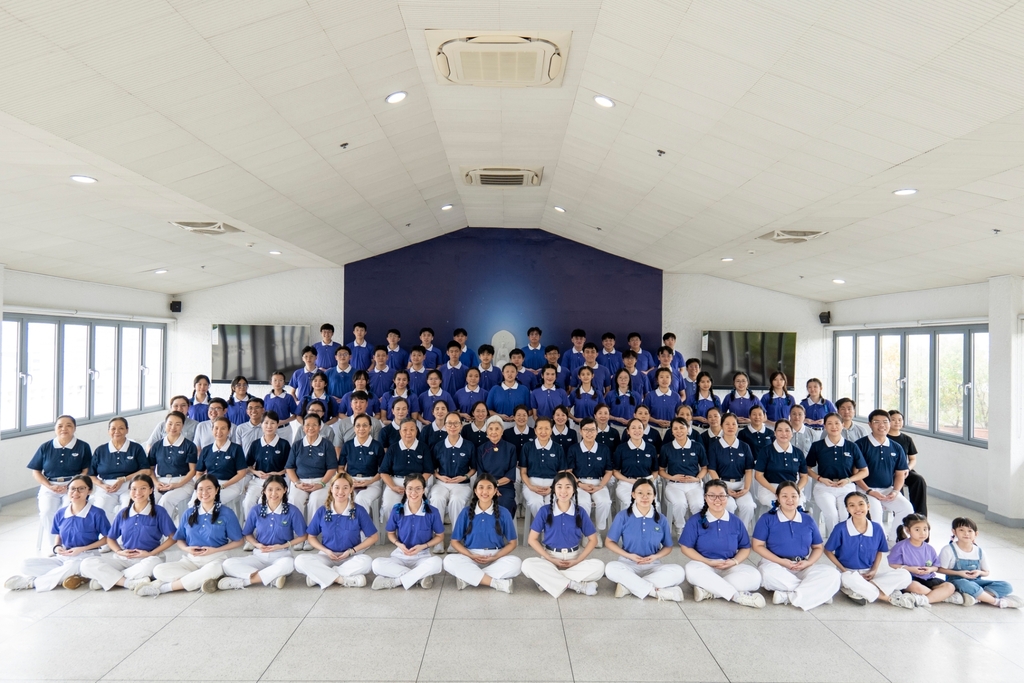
[426,30,571,87]
[461,166,543,187]
[758,230,826,244]
[170,221,241,235]
[480,173,527,185]
[461,50,539,83]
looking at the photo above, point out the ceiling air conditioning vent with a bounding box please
[425,30,571,87]
[170,221,242,235]
[759,230,826,244]
[462,166,543,187]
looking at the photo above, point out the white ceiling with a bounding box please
[1,0,1024,301]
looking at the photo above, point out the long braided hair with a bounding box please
[120,474,158,520]
[395,473,432,517]
[698,478,728,529]
[546,471,584,533]
[188,474,222,526]
[625,478,661,522]
[258,474,290,517]
[464,473,504,544]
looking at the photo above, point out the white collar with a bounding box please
[580,441,598,453]
[734,390,749,398]
[473,504,497,515]
[631,504,655,518]
[655,388,672,397]
[424,344,435,351]
[707,428,723,438]
[302,435,324,447]
[598,425,611,433]
[409,366,425,373]
[534,438,552,450]
[331,500,355,516]
[673,438,692,450]
[776,509,803,523]
[628,439,645,450]
[401,439,420,450]
[773,441,793,453]
[584,362,599,369]
[571,348,583,354]
[107,440,131,453]
[513,425,530,435]
[461,345,468,353]
[706,509,731,522]
[747,424,767,434]
[541,385,558,391]
[826,435,846,447]
[718,436,739,448]
[261,435,280,448]
[528,343,542,351]
[354,435,373,448]
[846,517,873,537]
[552,425,569,436]
[469,422,485,432]
[393,389,409,398]
[478,364,493,372]
[52,437,78,449]
[868,434,890,447]
[352,340,367,348]
[372,366,389,374]
[311,389,328,398]
[163,434,185,448]
[431,422,445,432]
[265,503,284,515]
[463,386,480,393]
[553,363,563,372]
[793,425,808,434]
[602,349,617,355]
[579,387,595,396]
[446,361,463,370]
[391,420,402,430]
[617,389,631,396]
[64,502,94,518]
[404,502,426,516]
[127,503,153,517]
[335,365,352,373]
[642,425,651,435]
[806,397,824,405]
[628,368,639,376]
[445,436,464,449]
[427,387,442,396]
[502,382,520,391]
[552,503,576,516]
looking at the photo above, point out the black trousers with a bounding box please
[906,469,928,516]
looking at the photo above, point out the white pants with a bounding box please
[443,549,523,587]
[290,478,330,523]
[867,488,914,541]
[295,552,373,589]
[20,551,99,592]
[155,476,194,522]
[522,477,554,517]
[352,478,383,516]
[152,552,226,592]
[604,559,685,599]
[759,561,841,610]
[241,477,267,519]
[684,561,761,601]
[614,476,658,512]
[371,549,443,589]
[223,549,294,585]
[522,550,604,598]
[80,554,163,591]
[91,479,131,523]
[429,481,472,524]
[381,477,407,523]
[576,480,612,530]
[664,481,704,526]
[37,482,69,547]
[723,480,755,530]
[841,565,912,603]
[813,481,856,540]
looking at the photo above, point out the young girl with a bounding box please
[752,419,808,508]
[531,365,569,419]
[455,368,486,419]
[567,419,614,546]
[150,411,198,520]
[569,366,601,422]
[379,419,433,520]
[28,415,92,548]
[5,475,108,592]
[751,481,839,610]
[381,370,421,423]
[136,475,244,597]
[887,513,961,606]
[720,372,757,424]
[603,479,684,602]
[418,369,456,425]
[226,376,255,425]
[612,418,660,511]
[705,414,755,529]
[285,414,339,528]
[937,517,1024,609]
[371,474,444,590]
[188,374,211,422]
[800,378,836,431]
[823,491,916,608]
[196,416,249,508]
[80,474,177,591]
[606,369,641,425]
[659,418,708,527]
[759,371,795,425]
[806,413,868,539]
[444,474,521,594]
[265,371,298,427]
[219,475,307,590]
[429,413,476,545]
[680,479,765,608]
[295,473,378,589]
[460,401,490,449]
[642,368,682,428]
[520,417,567,517]
[477,416,519,517]
[522,472,604,598]
[339,413,385,515]
[551,406,579,455]
[689,372,720,426]
[90,417,151,523]
[298,371,338,423]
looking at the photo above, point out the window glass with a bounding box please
[937,333,965,436]
[856,335,876,417]
[835,336,854,402]
[93,326,117,415]
[972,332,989,441]
[25,322,57,427]
[906,334,931,430]
[120,327,141,412]
[143,327,163,407]
[1,320,20,431]
[62,324,90,419]
[879,334,901,412]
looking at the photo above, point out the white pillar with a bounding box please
[987,275,1024,525]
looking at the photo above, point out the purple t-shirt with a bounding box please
[888,539,940,579]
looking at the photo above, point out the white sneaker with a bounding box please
[342,575,366,588]
[419,575,434,590]
[654,586,684,602]
[218,577,245,591]
[89,579,103,591]
[595,534,604,549]
[4,575,33,591]
[371,576,399,590]
[772,590,790,605]
[243,542,254,552]
[913,593,932,608]
[201,578,220,594]
[272,575,287,589]
[431,544,444,555]
[733,591,766,609]
[573,581,598,596]
[998,595,1024,609]
[124,577,151,591]
[491,578,513,594]
[841,586,867,605]
[941,592,963,605]
[135,583,161,598]
[961,593,977,606]
[693,586,713,603]
[614,583,630,598]
[890,592,916,609]
[456,578,469,591]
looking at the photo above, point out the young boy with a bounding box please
[648,345,683,398]
[349,322,372,371]
[453,328,479,368]
[620,349,651,397]
[509,348,538,391]
[627,332,656,373]
[577,342,611,392]
[407,346,430,395]
[663,332,685,371]
[419,327,442,369]
[682,357,701,404]
[288,346,319,400]
[368,345,396,398]
[598,332,623,375]
[543,345,571,390]
[385,328,408,372]
[565,328,587,375]
[265,371,298,426]
[476,344,502,392]
[328,346,355,404]
[441,340,468,395]
[523,327,546,372]
[313,323,342,370]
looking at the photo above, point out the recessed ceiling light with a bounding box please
[269,250,281,255]
[593,95,615,108]
[154,269,168,275]
[385,91,407,104]
[721,257,734,262]
[70,175,97,183]
[554,206,566,213]
[893,188,917,196]
[832,279,845,284]
[440,204,453,211]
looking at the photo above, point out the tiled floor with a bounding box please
[2,496,1023,683]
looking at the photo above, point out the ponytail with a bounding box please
[121,474,157,520]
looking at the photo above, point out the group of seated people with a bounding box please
[7,323,1019,611]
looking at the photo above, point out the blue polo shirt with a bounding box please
[454,386,487,415]
[486,382,531,416]
[643,389,683,422]
[52,504,110,547]
[246,437,290,473]
[339,437,383,477]
[721,392,759,419]
[421,345,443,369]
[659,438,707,477]
[197,442,247,480]
[607,506,673,556]
[89,441,149,479]
[613,440,659,478]
[419,389,456,418]
[407,367,429,395]
[347,341,373,371]
[806,438,867,480]
[567,442,612,480]
[856,436,909,489]
[432,437,476,478]
[800,398,837,430]
[597,349,623,374]
[307,502,377,552]
[752,509,822,560]
[755,443,807,484]
[285,437,338,479]
[477,366,502,392]
[459,347,479,369]
[568,388,600,419]
[515,369,539,391]
[264,391,298,421]
[825,518,888,570]
[109,505,176,551]
[381,391,420,420]
[451,504,517,549]
[522,345,547,371]
[385,503,444,547]
[551,365,572,391]
[440,363,468,395]
[187,398,209,423]
[326,368,355,402]
[531,504,596,549]
[288,368,318,402]
[519,439,566,478]
[298,393,338,421]
[313,341,342,369]
[338,391,380,418]
[150,437,198,477]
[690,392,721,418]
[385,346,409,372]
[628,369,652,397]
[368,366,396,398]
[174,505,243,548]
[681,375,698,403]
[760,393,795,422]
[225,395,252,425]
[605,390,641,421]
[565,348,586,374]
[680,509,750,560]
[576,364,611,392]
[28,438,92,480]
[242,504,307,545]
[531,386,569,418]
[707,437,755,481]
[380,440,433,477]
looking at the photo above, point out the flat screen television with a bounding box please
[700,330,797,390]
[211,324,311,384]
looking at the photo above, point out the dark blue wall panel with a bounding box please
[343,228,662,355]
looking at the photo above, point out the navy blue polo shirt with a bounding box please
[595,426,621,453]
[460,423,489,449]
[475,440,518,484]
[612,440,659,478]
[737,425,775,459]
[380,440,433,477]
[432,437,475,478]
[28,438,92,479]
[284,437,338,479]
[531,504,596,548]
[567,442,612,480]
[502,426,534,459]
[339,437,384,477]
[659,438,707,477]
[856,436,909,489]
[707,437,754,481]
[245,437,290,473]
[519,439,566,479]
[89,441,149,479]
[753,509,822,560]
[755,443,808,484]
[551,426,578,456]
[197,442,247,480]
[806,438,867,480]
[150,437,198,477]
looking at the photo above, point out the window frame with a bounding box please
[832,324,988,448]
[1,313,167,438]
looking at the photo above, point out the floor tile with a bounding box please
[555,585,686,620]
[0,586,88,620]
[304,579,440,618]
[54,584,201,617]
[177,581,322,618]
[679,586,816,621]
[431,573,561,619]
[952,621,1024,667]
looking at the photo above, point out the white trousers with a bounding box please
[867,488,914,541]
[614,476,658,512]
[223,549,294,585]
[443,549,523,587]
[664,481,704,526]
[758,562,841,611]
[576,480,612,530]
[604,559,685,599]
[80,554,164,591]
[153,552,226,592]
[522,477,554,517]
[723,480,755,530]
[290,479,330,523]
[352,478,383,516]
[429,481,472,524]
[241,477,267,519]
[841,565,912,602]
[521,550,604,598]
[91,480,131,523]
[684,561,761,601]
[813,482,856,540]
[155,476,194,522]
[381,477,407,523]
[295,552,373,589]
[37,483,69,547]
[371,549,443,589]
[20,551,99,592]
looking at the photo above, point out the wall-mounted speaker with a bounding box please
[170,301,182,313]
[818,311,831,324]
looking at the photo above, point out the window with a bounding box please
[834,324,987,447]
[1,314,166,437]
